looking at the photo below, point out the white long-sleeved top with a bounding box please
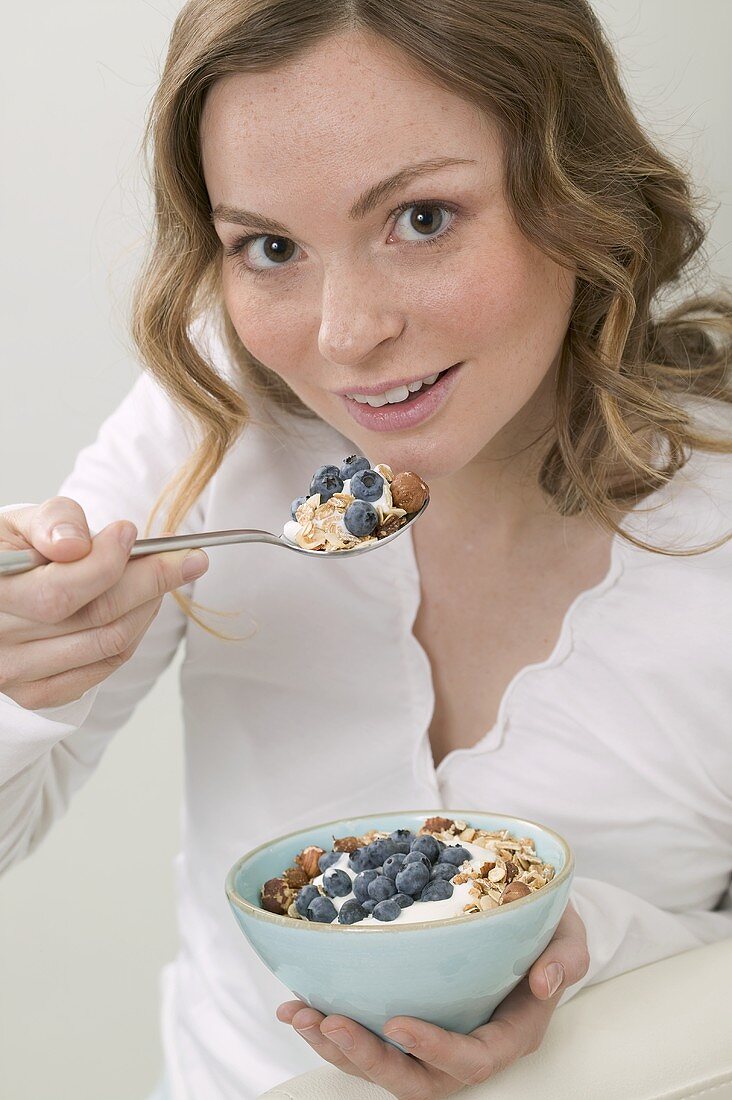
[1,324,731,1099]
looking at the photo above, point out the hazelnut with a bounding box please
[333,836,359,853]
[390,471,429,513]
[501,881,532,905]
[505,861,518,883]
[422,816,455,834]
[283,867,310,889]
[261,878,293,914]
[295,845,325,879]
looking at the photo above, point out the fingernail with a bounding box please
[544,962,565,997]
[385,1028,416,1049]
[118,523,137,553]
[182,549,209,581]
[51,523,86,544]
[323,1028,354,1051]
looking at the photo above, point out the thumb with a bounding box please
[528,901,590,1001]
[5,496,94,563]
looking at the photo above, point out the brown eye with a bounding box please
[392,203,454,244]
[261,236,296,262]
[409,205,445,235]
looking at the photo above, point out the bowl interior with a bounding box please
[228,809,570,924]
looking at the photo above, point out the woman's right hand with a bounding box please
[0,496,209,710]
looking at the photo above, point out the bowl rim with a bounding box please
[225,809,574,933]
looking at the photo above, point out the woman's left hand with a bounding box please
[277,901,588,1099]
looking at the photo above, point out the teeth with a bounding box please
[384,385,410,404]
[348,370,441,406]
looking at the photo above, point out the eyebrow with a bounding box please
[210,156,475,235]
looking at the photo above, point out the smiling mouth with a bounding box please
[344,367,455,408]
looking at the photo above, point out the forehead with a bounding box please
[200,30,498,206]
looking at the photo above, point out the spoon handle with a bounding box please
[0,529,283,577]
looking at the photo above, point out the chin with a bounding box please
[351,432,481,484]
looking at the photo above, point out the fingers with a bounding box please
[527,901,589,1000]
[318,1014,437,1100]
[0,521,136,621]
[0,597,162,690]
[284,1006,367,1079]
[383,978,554,1088]
[6,600,159,710]
[2,497,94,563]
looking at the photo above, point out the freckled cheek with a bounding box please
[223,279,310,382]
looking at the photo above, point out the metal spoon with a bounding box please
[0,497,429,577]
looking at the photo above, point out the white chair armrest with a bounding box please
[259,937,732,1099]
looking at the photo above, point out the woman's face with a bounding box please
[201,30,575,480]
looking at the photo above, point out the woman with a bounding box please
[1,1,730,1098]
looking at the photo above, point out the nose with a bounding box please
[317,263,405,367]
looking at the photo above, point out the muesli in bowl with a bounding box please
[226,811,572,1038]
[260,815,556,925]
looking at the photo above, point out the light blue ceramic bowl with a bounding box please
[226,810,573,1038]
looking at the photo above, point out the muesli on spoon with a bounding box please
[283,456,429,552]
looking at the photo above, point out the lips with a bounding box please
[338,362,464,432]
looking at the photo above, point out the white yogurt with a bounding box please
[310,839,500,926]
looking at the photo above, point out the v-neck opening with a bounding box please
[398,519,631,784]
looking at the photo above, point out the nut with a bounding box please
[505,861,518,882]
[479,896,499,911]
[422,816,456,834]
[295,846,326,879]
[390,471,429,513]
[479,861,496,876]
[261,878,293,914]
[377,513,405,539]
[488,865,506,883]
[283,867,310,889]
[333,836,359,853]
[502,881,532,905]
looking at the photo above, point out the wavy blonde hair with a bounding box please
[131,0,731,627]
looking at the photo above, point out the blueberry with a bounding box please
[382,853,407,880]
[348,847,373,873]
[362,898,377,913]
[438,846,471,867]
[395,862,430,897]
[372,898,401,922]
[420,879,454,902]
[318,850,342,873]
[353,870,379,904]
[368,875,397,902]
[323,868,352,898]
[389,829,415,854]
[430,863,456,882]
[394,892,415,909]
[340,455,371,481]
[338,899,367,925]
[290,496,308,520]
[343,500,379,537]
[410,835,441,863]
[309,465,344,502]
[349,469,385,503]
[364,842,386,869]
[295,884,320,917]
[307,896,338,923]
[371,837,397,865]
[403,851,431,868]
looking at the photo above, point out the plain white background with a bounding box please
[0,3,730,1098]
